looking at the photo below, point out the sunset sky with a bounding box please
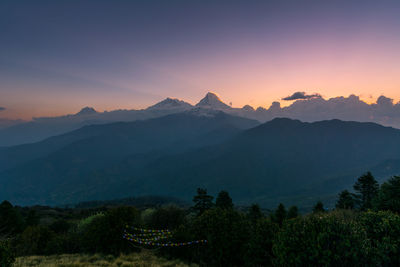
[1,0,400,119]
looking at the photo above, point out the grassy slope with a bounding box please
[14,251,198,267]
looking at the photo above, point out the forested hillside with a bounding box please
[2,172,400,266]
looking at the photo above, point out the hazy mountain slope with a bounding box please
[0,111,259,205]
[2,116,400,208]
[114,118,400,207]
[0,118,25,130]
[0,99,193,147]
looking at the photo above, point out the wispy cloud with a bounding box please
[282,92,322,101]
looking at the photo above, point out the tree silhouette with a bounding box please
[248,204,263,225]
[216,190,233,210]
[375,176,400,213]
[313,201,325,213]
[353,172,379,210]
[0,201,24,237]
[192,188,214,216]
[336,190,355,209]
[287,206,299,219]
[274,203,287,226]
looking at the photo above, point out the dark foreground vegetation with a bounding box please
[2,172,400,266]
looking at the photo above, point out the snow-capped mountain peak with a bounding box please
[147,97,193,110]
[196,92,231,110]
[76,107,97,116]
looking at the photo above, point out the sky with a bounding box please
[1,0,400,120]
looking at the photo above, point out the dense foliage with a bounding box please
[2,173,400,266]
[0,240,15,267]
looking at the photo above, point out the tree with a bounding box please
[245,218,278,267]
[0,201,24,237]
[192,188,214,216]
[146,205,186,229]
[80,206,140,255]
[287,206,299,219]
[313,201,325,213]
[216,190,233,210]
[25,210,39,227]
[353,172,379,210]
[49,219,71,234]
[375,176,400,213]
[192,208,249,266]
[274,203,286,226]
[248,204,263,225]
[336,190,355,210]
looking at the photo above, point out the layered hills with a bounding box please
[1,110,400,209]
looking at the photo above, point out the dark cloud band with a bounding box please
[0,107,5,111]
[282,92,322,101]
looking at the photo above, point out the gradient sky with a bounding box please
[1,0,400,119]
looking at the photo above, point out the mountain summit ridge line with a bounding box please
[1,92,400,146]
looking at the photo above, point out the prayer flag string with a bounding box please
[123,226,207,247]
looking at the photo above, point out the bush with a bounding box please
[80,206,140,255]
[245,218,278,266]
[273,211,367,266]
[0,240,15,267]
[145,205,186,230]
[50,219,71,233]
[16,225,55,255]
[358,211,400,265]
[0,200,25,236]
[192,207,250,266]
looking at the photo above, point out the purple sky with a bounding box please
[1,0,400,119]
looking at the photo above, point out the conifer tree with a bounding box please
[216,190,233,209]
[375,176,400,212]
[336,190,355,209]
[248,204,263,224]
[274,203,287,226]
[353,172,379,210]
[287,206,299,219]
[192,188,214,216]
[313,201,325,213]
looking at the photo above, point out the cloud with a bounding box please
[0,107,5,111]
[282,91,322,101]
[258,94,400,129]
[376,95,393,106]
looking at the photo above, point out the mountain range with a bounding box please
[2,92,400,147]
[1,107,400,209]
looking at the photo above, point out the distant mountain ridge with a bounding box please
[2,92,400,146]
[0,92,224,146]
[1,115,400,209]
[147,97,192,110]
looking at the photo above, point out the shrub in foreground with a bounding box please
[0,240,15,267]
[245,218,278,267]
[80,206,140,255]
[16,226,55,255]
[358,211,400,265]
[273,211,367,266]
[192,207,250,266]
